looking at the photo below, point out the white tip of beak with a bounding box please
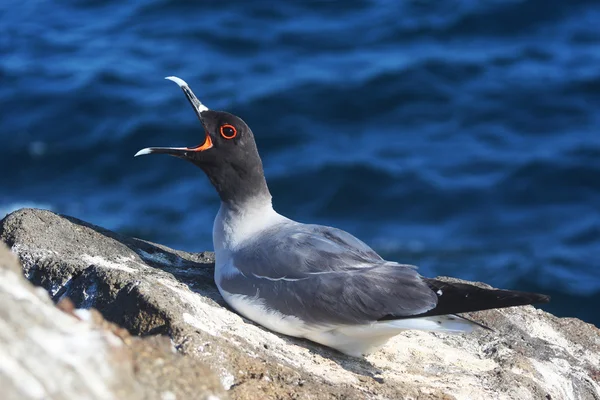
[165,76,188,88]
[164,75,209,114]
[134,148,153,157]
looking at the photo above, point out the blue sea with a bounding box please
[1,0,599,326]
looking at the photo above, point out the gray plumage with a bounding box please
[221,222,438,325]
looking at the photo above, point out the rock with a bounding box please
[0,236,225,400]
[1,208,599,400]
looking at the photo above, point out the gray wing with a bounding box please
[221,223,438,325]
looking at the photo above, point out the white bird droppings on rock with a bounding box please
[82,254,138,273]
[219,368,235,390]
[161,391,176,400]
[138,249,175,266]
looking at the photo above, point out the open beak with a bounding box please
[135,76,212,158]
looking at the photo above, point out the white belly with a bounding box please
[216,279,310,337]
[216,280,398,357]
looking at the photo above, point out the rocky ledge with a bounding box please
[1,208,599,400]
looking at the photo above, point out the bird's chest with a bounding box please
[213,251,237,291]
[212,208,245,285]
[212,204,264,285]
[212,202,272,253]
[212,201,288,273]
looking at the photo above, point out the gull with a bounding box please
[135,76,550,357]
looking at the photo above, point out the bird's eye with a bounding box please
[220,124,237,139]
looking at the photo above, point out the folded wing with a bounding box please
[224,222,549,327]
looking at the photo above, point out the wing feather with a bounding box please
[223,222,550,326]
[222,223,438,325]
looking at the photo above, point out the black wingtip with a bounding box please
[535,293,551,303]
[416,278,551,318]
[508,290,551,305]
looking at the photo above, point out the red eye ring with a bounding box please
[220,124,237,139]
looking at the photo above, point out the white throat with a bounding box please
[212,198,288,254]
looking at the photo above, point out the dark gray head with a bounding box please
[135,77,270,206]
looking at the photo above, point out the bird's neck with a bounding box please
[201,160,272,209]
[213,196,285,253]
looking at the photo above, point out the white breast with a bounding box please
[213,199,287,252]
[212,198,289,281]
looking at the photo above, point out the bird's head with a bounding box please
[135,77,270,205]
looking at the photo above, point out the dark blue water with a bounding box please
[2,0,599,326]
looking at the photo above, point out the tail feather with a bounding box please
[314,315,481,356]
[451,313,493,331]
[385,314,478,333]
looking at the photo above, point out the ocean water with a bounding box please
[1,0,599,326]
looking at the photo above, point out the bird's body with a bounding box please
[212,199,479,356]
[136,76,550,357]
